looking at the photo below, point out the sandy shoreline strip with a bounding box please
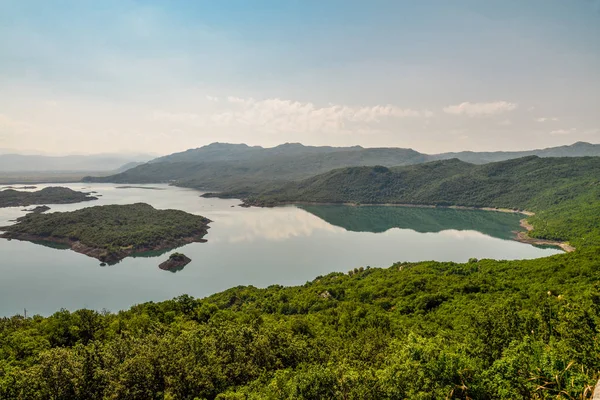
[266,200,534,215]
[517,218,575,252]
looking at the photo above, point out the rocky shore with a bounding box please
[159,253,192,271]
[516,218,575,252]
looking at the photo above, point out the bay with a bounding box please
[0,183,561,317]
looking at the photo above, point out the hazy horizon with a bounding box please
[1,140,598,158]
[1,1,599,155]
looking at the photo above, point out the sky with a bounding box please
[0,0,599,156]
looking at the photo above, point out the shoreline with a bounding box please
[289,201,534,215]
[516,218,575,252]
[239,198,536,215]
[239,198,573,252]
[0,232,209,264]
[239,198,534,215]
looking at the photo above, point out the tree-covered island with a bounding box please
[0,203,211,263]
[0,187,97,208]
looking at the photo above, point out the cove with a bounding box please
[0,183,561,317]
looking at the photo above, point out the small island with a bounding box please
[0,187,97,208]
[159,252,191,272]
[0,203,211,263]
[21,205,51,214]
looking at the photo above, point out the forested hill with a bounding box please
[221,156,599,208]
[85,142,600,191]
[85,143,427,190]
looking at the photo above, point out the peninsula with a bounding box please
[0,203,211,263]
[0,187,97,208]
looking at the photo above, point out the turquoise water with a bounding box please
[0,183,561,317]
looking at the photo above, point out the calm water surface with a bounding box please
[0,183,561,316]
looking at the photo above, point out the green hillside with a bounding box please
[86,143,427,191]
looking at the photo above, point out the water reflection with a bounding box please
[298,204,524,240]
[213,207,343,243]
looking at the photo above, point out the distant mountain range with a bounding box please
[86,141,600,191]
[0,153,154,172]
[429,141,600,163]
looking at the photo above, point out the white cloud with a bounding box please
[443,101,517,117]
[550,128,576,136]
[153,97,433,135]
[221,97,431,131]
[217,207,343,243]
[535,117,559,122]
[205,95,219,102]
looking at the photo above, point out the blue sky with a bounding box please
[0,0,599,154]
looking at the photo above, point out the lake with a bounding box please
[0,183,561,317]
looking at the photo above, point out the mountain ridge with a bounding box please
[85,142,600,192]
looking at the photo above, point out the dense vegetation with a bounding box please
[85,142,600,192]
[0,203,211,263]
[169,252,187,261]
[0,187,97,207]
[1,155,600,399]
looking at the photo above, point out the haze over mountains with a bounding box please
[88,141,600,192]
[429,141,600,164]
[0,153,154,172]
